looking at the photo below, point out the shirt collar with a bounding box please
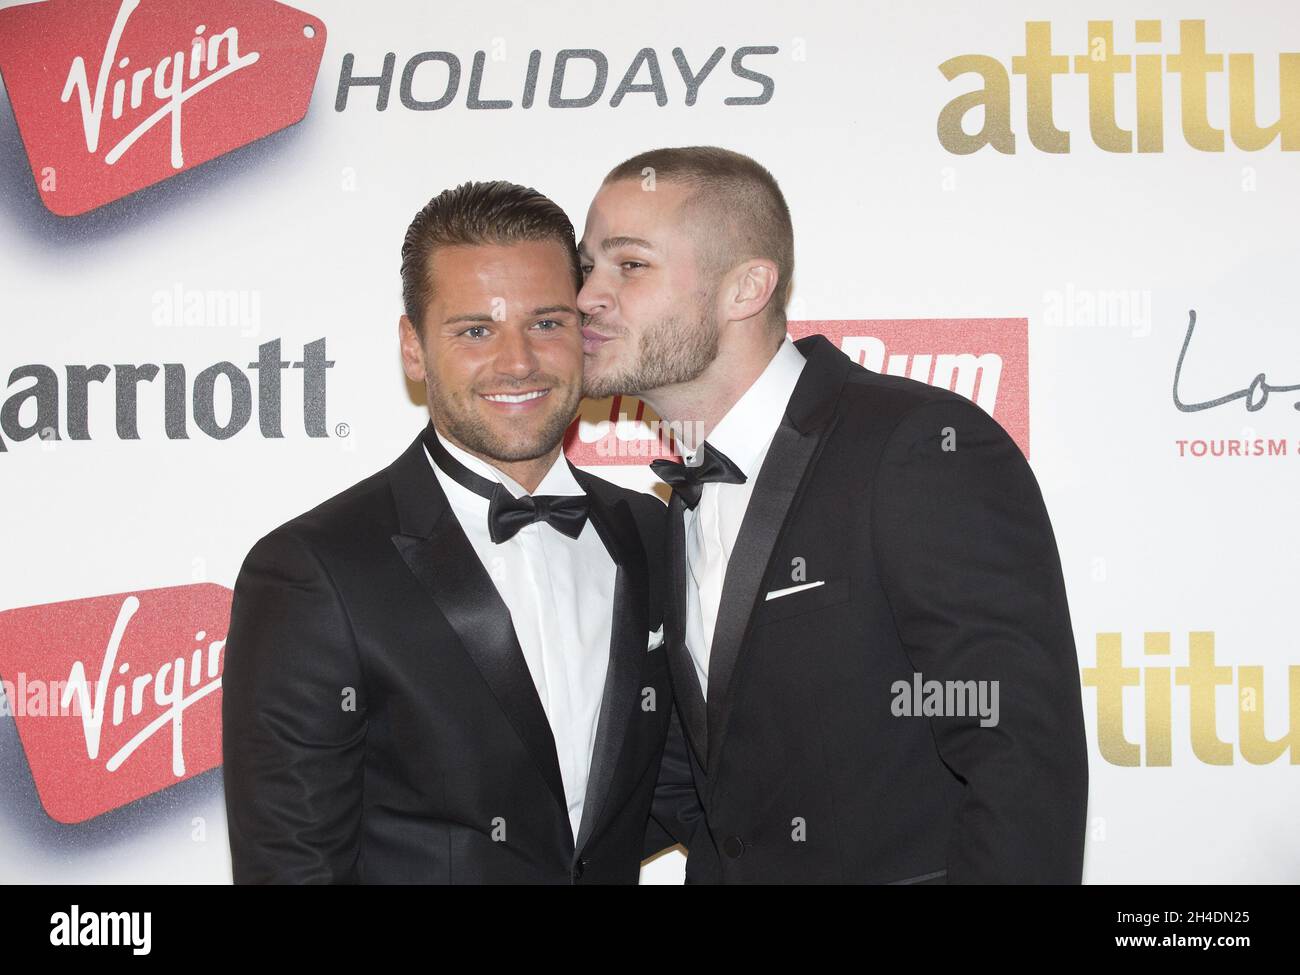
[424,427,584,502]
[683,334,806,477]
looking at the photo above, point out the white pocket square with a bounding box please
[647,624,665,651]
[764,580,825,601]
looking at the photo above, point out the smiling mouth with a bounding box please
[480,389,550,404]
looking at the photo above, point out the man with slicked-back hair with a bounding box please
[223,180,701,884]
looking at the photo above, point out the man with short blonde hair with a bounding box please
[578,145,1088,884]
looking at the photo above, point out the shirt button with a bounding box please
[722,836,745,859]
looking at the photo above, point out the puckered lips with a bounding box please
[581,324,616,355]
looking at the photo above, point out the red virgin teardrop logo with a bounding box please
[0,0,327,216]
[0,585,231,823]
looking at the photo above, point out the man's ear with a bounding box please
[723,259,779,324]
[399,314,426,382]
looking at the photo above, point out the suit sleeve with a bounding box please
[643,704,705,859]
[871,398,1089,883]
[222,527,367,883]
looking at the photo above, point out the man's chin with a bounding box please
[464,414,571,462]
[582,366,638,400]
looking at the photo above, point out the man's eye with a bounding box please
[533,319,564,330]
[621,261,646,270]
[579,264,593,276]
[462,325,489,338]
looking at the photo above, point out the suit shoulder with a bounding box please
[242,464,396,566]
[576,468,667,556]
[836,362,1010,443]
[576,468,666,517]
[842,362,974,414]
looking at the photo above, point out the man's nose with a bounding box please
[494,326,541,378]
[576,273,607,318]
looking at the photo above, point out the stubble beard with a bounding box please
[428,377,580,463]
[582,303,720,399]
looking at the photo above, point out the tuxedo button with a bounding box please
[573,857,590,881]
[722,836,745,859]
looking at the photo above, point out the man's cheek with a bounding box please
[541,345,581,380]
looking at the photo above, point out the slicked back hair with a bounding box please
[400,180,582,338]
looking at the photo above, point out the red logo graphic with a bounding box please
[0,584,230,823]
[564,318,1030,465]
[0,0,326,216]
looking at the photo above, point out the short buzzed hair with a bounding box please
[602,146,794,333]
[400,180,582,337]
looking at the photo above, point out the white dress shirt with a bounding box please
[424,430,616,841]
[682,335,806,699]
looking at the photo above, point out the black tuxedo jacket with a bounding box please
[661,334,1090,884]
[222,422,682,883]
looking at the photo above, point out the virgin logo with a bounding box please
[62,595,224,777]
[0,0,326,216]
[0,584,230,824]
[62,0,261,170]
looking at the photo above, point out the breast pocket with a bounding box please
[750,576,852,626]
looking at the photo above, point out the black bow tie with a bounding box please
[421,422,589,544]
[650,441,746,510]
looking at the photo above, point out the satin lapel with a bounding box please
[704,333,853,778]
[388,428,570,840]
[568,477,648,853]
[666,491,708,771]
[703,417,819,774]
